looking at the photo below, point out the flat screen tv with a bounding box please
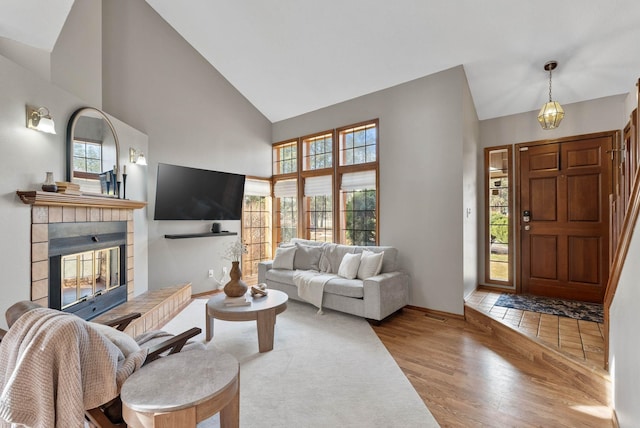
[154,163,245,220]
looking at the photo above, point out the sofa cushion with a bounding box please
[273,245,296,269]
[357,250,384,279]
[338,252,361,279]
[293,243,323,270]
[320,244,356,274]
[265,268,297,284]
[354,246,398,273]
[324,277,364,299]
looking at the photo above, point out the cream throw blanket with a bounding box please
[0,308,147,428]
[293,270,338,314]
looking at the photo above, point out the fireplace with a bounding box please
[17,191,146,317]
[48,221,128,320]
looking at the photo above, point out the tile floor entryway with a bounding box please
[466,290,605,369]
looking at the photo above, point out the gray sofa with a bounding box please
[257,239,409,321]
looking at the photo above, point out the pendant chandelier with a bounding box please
[537,60,564,130]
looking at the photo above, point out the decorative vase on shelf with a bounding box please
[223,261,248,297]
[41,172,57,192]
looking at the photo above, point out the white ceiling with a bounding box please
[0,0,74,51]
[2,1,640,122]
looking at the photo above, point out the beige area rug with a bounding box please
[161,298,439,427]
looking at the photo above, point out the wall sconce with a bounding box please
[129,148,147,165]
[26,106,56,134]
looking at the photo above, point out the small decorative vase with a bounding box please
[223,261,248,297]
[42,172,57,192]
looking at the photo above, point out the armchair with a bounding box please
[0,301,203,428]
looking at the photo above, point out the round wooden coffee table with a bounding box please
[121,348,239,428]
[206,290,288,352]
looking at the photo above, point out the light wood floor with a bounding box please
[136,288,611,427]
[371,307,613,427]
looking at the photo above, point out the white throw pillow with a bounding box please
[337,252,362,279]
[273,245,297,269]
[357,250,384,279]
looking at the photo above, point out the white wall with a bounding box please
[273,66,472,315]
[609,228,640,426]
[608,86,640,428]
[477,95,627,288]
[102,0,272,295]
[462,72,479,299]
[108,115,149,297]
[51,0,102,108]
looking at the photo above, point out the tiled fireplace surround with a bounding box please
[22,192,191,337]
[30,204,135,309]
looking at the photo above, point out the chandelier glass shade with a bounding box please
[537,100,564,130]
[537,61,564,130]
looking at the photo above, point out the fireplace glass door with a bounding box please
[61,247,120,309]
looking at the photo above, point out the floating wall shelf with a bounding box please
[164,232,238,239]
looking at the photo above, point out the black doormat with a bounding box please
[494,294,603,323]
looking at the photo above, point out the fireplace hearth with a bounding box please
[48,221,127,320]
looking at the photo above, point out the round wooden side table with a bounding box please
[121,348,239,428]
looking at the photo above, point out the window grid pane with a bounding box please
[339,123,376,166]
[73,140,102,173]
[340,189,376,246]
[273,141,297,175]
[242,195,272,285]
[303,134,333,171]
[306,195,333,243]
[276,196,297,246]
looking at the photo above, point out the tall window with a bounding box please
[340,170,377,245]
[273,139,299,247]
[272,119,379,247]
[242,178,272,285]
[337,122,378,246]
[485,146,513,285]
[301,131,334,241]
[273,179,298,246]
[304,175,333,242]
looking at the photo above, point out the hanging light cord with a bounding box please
[548,68,553,102]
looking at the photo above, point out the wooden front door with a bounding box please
[519,133,614,303]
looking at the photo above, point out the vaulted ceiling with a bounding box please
[2,0,640,122]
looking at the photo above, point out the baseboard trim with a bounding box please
[405,305,465,321]
[477,284,515,294]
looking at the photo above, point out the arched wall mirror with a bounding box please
[66,107,120,195]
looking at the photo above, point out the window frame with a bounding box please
[272,119,380,248]
[484,145,513,286]
[242,177,273,285]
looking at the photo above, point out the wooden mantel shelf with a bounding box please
[17,191,147,210]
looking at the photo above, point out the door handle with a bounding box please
[523,210,531,223]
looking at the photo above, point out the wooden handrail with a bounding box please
[603,79,640,370]
[603,153,640,369]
